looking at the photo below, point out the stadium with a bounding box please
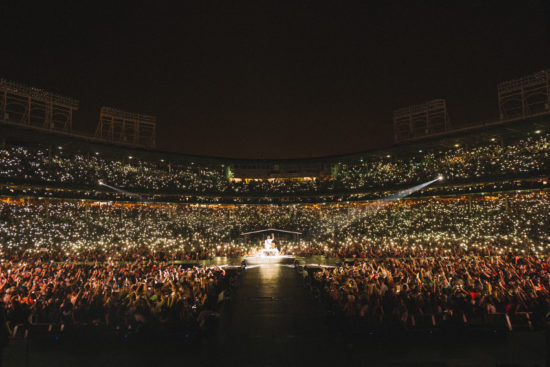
[0,69,549,366]
[2,3,550,366]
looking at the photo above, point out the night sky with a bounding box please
[3,1,550,159]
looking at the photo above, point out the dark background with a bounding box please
[2,1,550,159]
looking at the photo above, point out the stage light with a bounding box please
[382,177,441,202]
[534,130,541,134]
[437,175,444,181]
[98,180,104,185]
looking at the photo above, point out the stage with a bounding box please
[242,254,296,266]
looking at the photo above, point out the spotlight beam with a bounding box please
[98,180,144,200]
[351,177,447,223]
[382,177,441,202]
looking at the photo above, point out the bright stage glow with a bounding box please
[259,248,280,257]
[243,254,296,266]
[437,175,444,181]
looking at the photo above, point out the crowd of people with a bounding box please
[1,176,543,206]
[0,259,235,338]
[1,191,548,334]
[310,254,549,331]
[1,192,548,262]
[0,128,548,336]
[0,131,547,199]
[336,133,549,190]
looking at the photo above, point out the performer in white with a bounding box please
[244,232,294,264]
[264,234,273,250]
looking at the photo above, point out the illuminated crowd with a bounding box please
[0,193,548,332]
[335,133,549,190]
[311,254,549,330]
[0,192,548,261]
[0,260,233,336]
[0,129,549,333]
[0,131,548,197]
[1,192,550,261]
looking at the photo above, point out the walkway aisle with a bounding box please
[217,264,330,366]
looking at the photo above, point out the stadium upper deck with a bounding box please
[1,114,549,204]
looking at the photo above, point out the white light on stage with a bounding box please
[243,235,296,266]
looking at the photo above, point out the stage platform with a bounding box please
[242,254,296,266]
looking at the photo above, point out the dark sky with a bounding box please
[2,1,550,159]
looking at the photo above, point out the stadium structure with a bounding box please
[0,71,548,206]
[0,70,549,360]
